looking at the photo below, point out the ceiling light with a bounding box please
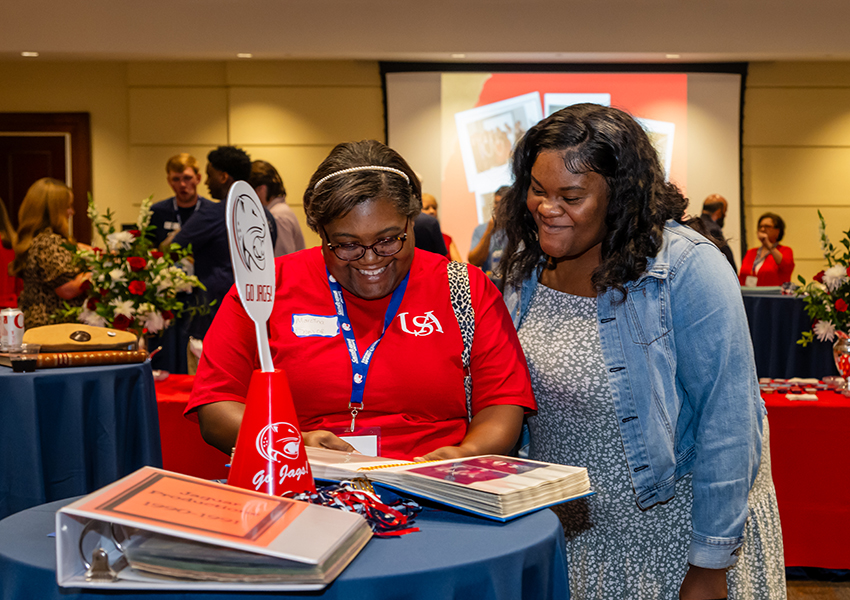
[451,53,466,59]
[666,54,680,59]
[21,51,39,58]
[236,53,253,59]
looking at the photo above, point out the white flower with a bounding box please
[80,309,108,328]
[109,268,126,283]
[814,320,837,343]
[136,196,153,231]
[822,265,847,292]
[106,230,135,252]
[142,310,166,334]
[138,302,155,314]
[110,299,136,318]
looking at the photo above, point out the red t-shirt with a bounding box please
[187,247,536,460]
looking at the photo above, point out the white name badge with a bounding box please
[338,434,379,457]
[292,314,339,338]
[745,276,758,287]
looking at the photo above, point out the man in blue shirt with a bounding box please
[468,185,509,288]
[150,153,213,249]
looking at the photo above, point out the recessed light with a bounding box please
[21,51,39,58]
[451,53,466,59]
[236,53,253,59]
[666,54,680,59]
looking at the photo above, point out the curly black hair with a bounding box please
[302,140,421,233]
[207,146,252,182]
[498,103,689,297]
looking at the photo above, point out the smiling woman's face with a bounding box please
[526,150,609,262]
[321,197,414,300]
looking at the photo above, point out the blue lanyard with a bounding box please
[327,269,409,431]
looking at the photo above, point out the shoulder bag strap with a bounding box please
[447,261,475,421]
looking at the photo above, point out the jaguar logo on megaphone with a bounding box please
[256,422,302,463]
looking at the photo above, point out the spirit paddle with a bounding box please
[225,181,315,495]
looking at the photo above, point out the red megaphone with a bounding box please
[227,369,316,496]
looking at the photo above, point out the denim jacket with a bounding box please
[504,220,763,569]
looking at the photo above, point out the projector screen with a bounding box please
[386,68,743,264]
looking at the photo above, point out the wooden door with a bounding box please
[0,135,68,232]
[0,114,91,244]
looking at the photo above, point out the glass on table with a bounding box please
[10,343,40,373]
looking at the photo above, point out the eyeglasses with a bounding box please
[757,224,777,231]
[324,221,409,261]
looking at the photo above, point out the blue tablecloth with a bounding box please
[0,497,569,600]
[742,292,836,379]
[0,362,162,519]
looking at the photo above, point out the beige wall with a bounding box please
[0,60,385,248]
[3,59,850,272]
[744,61,850,282]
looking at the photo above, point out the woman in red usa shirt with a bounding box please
[186,140,536,461]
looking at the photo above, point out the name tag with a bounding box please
[292,314,339,338]
[164,221,181,231]
[745,275,758,287]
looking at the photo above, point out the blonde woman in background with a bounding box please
[11,178,90,328]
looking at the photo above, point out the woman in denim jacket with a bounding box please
[500,104,784,600]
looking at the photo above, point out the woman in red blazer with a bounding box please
[739,212,795,286]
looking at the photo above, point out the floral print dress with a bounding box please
[517,282,786,600]
[18,230,83,328]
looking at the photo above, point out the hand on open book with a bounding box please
[415,445,478,462]
[303,430,357,453]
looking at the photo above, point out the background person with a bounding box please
[186,140,534,461]
[421,193,462,262]
[149,153,212,249]
[738,212,794,287]
[700,193,737,273]
[11,178,91,328]
[500,104,785,600]
[468,184,509,274]
[249,160,305,257]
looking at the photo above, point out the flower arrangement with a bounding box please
[58,196,205,338]
[796,210,850,347]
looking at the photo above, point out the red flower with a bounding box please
[85,297,99,311]
[127,256,147,271]
[80,279,93,293]
[128,280,147,295]
[113,314,131,330]
[93,247,103,255]
[836,299,848,312]
[99,288,109,297]
[813,271,825,283]
[162,310,174,320]
[128,229,141,238]
[846,266,850,277]
[151,250,163,260]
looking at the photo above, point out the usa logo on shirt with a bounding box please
[396,311,443,337]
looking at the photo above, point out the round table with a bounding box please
[0,362,162,520]
[0,497,569,600]
[741,291,835,379]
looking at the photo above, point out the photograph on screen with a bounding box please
[544,92,611,115]
[454,91,543,202]
[635,117,676,179]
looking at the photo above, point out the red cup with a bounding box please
[227,369,316,496]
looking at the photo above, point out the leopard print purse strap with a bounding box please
[447,261,475,422]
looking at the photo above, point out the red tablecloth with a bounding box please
[764,389,850,568]
[154,374,230,481]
